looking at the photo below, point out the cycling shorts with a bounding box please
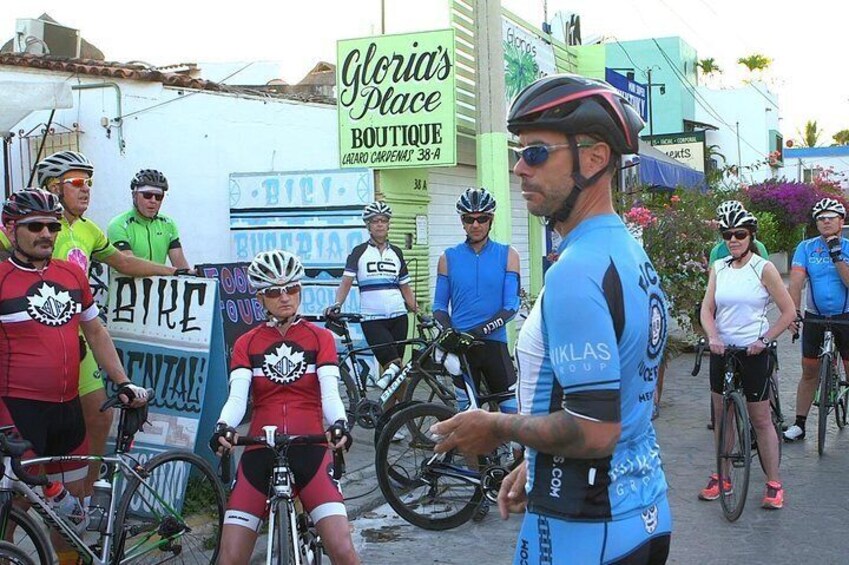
[709,350,773,403]
[514,496,671,564]
[78,333,105,397]
[801,311,849,360]
[224,444,345,532]
[0,396,89,483]
[361,315,408,366]
[457,340,516,397]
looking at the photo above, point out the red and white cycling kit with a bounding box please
[221,318,347,531]
[0,256,99,482]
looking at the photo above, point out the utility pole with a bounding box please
[474,0,511,243]
[736,121,742,170]
[647,67,654,144]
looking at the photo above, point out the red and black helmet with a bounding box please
[2,188,63,225]
[507,74,644,155]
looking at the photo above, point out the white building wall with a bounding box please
[1,67,339,265]
[695,82,780,185]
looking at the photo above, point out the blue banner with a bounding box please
[605,68,648,122]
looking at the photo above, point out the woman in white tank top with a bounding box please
[699,207,796,509]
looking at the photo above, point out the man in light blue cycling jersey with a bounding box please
[433,187,520,414]
[784,197,849,441]
[433,75,671,564]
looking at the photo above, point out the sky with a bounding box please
[3,0,847,143]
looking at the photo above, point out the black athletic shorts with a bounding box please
[801,311,849,359]
[709,349,774,402]
[457,339,517,397]
[361,315,409,366]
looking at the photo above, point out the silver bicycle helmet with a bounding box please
[247,250,305,291]
[812,197,846,219]
[362,201,393,222]
[456,188,497,215]
[35,151,94,188]
[715,200,744,219]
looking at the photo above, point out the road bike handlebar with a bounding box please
[0,432,47,487]
[219,432,346,484]
[691,338,775,376]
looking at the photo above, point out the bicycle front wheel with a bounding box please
[375,402,483,530]
[817,357,833,456]
[339,364,361,429]
[0,540,35,565]
[0,505,51,565]
[270,500,296,565]
[113,450,226,564]
[834,360,848,429]
[717,391,751,522]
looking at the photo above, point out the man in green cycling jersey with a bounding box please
[107,169,189,268]
[1,150,191,490]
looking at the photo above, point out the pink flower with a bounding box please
[670,195,681,203]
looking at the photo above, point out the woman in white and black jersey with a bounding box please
[699,206,796,510]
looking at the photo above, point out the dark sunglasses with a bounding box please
[140,192,164,202]
[21,221,62,234]
[60,177,93,188]
[259,284,301,298]
[462,215,492,225]
[722,230,750,241]
[510,141,598,167]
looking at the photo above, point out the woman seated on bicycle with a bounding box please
[210,250,359,565]
[325,202,419,391]
[699,207,795,509]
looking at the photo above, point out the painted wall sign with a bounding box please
[337,29,457,169]
[650,131,707,172]
[229,169,373,210]
[106,276,228,508]
[503,16,556,107]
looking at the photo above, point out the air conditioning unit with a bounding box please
[14,19,81,58]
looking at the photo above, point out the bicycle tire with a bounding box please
[756,375,783,473]
[818,357,833,456]
[717,391,751,522]
[0,506,50,565]
[375,402,483,530]
[402,368,456,408]
[270,500,295,565]
[0,540,35,565]
[339,364,361,429]
[834,360,848,429]
[113,450,226,564]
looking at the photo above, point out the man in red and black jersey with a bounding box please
[0,189,148,565]
[210,250,359,565]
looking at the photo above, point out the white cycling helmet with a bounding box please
[718,208,758,231]
[362,201,392,222]
[35,150,94,188]
[812,197,846,219]
[715,200,744,219]
[456,187,497,215]
[247,250,304,291]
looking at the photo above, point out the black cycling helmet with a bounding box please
[35,150,94,188]
[130,169,169,192]
[507,74,644,155]
[2,188,63,225]
[507,74,645,226]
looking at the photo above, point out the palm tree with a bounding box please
[737,54,772,73]
[697,58,722,76]
[798,120,822,147]
[833,129,849,146]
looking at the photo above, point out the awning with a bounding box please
[0,81,73,136]
[632,140,706,191]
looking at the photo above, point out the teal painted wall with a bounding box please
[604,37,698,137]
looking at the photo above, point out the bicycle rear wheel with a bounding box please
[817,357,833,456]
[833,360,848,429]
[756,375,783,472]
[375,403,483,530]
[0,506,50,565]
[717,391,751,522]
[113,450,226,564]
[0,540,34,565]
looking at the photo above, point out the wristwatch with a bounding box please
[759,336,770,346]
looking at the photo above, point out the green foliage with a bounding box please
[750,210,779,255]
[737,53,772,72]
[697,58,722,76]
[832,129,849,146]
[799,120,822,147]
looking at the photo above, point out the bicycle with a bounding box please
[219,426,345,565]
[374,330,520,530]
[796,317,849,456]
[692,338,783,521]
[0,390,226,564]
[323,313,452,430]
[0,540,35,564]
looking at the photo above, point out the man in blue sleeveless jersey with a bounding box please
[432,75,671,564]
[433,187,520,414]
[784,197,849,441]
